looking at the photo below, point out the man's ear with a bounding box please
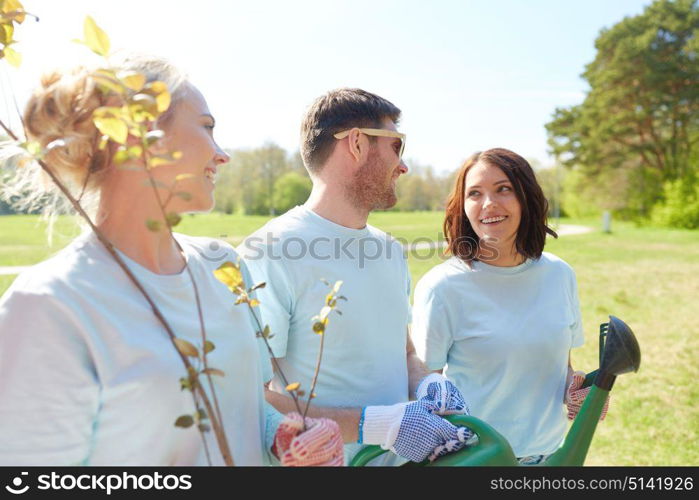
[347,127,366,163]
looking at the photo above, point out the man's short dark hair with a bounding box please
[300,88,401,173]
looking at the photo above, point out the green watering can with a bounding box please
[350,315,641,467]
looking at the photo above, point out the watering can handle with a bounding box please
[349,415,518,466]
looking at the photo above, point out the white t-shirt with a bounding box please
[238,205,411,464]
[0,231,279,465]
[411,253,584,457]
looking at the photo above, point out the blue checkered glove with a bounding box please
[359,400,475,462]
[416,373,469,415]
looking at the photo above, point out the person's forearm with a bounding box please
[406,333,432,396]
[407,351,432,396]
[265,388,360,443]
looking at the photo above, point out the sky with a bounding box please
[1,0,652,173]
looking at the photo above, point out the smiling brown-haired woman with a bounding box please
[412,148,608,464]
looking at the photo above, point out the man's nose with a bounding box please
[398,159,408,174]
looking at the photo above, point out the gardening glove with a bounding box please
[359,400,477,463]
[565,370,610,421]
[415,373,469,415]
[273,412,344,466]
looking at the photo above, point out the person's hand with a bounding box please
[565,371,610,421]
[360,400,476,463]
[415,373,469,415]
[273,412,344,466]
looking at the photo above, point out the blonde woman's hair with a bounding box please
[0,53,188,225]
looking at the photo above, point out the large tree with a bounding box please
[546,0,699,215]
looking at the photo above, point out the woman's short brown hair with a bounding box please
[443,148,557,262]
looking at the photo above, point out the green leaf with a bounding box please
[262,325,271,338]
[250,282,266,292]
[93,116,127,144]
[3,45,20,67]
[145,219,161,232]
[179,377,192,391]
[83,16,110,57]
[201,368,225,377]
[198,423,210,432]
[203,340,215,354]
[166,212,182,228]
[312,321,326,334]
[174,415,194,428]
[174,337,199,358]
[213,261,245,292]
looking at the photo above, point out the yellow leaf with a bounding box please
[201,368,225,377]
[3,45,20,67]
[155,89,171,113]
[213,261,245,292]
[249,299,260,307]
[3,0,25,23]
[319,305,332,321]
[0,23,13,45]
[83,16,110,57]
[204,340,215,354]
[285,382,300,392]
[93,116,127,144]
[174,338,199,358]
[175,173,196,181]
[117,70,145,91]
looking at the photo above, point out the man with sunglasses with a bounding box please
[238,88,473,465]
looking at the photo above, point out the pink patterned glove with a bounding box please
[273,412,344,466]
[565,371,610,421]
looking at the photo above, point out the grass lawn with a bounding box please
[0,211,697,465]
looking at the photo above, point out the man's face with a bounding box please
[347,118,408,211]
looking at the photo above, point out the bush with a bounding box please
[651,178,699,229]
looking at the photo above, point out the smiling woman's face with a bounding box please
[463,161,521,251]
[154,84,229,213]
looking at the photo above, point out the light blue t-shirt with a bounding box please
[411,253,584,457]
[0,231,278,465]
[238,205,411,465]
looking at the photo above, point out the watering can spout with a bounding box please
[542,316,640,466]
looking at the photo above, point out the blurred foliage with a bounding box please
[546,0,699,226]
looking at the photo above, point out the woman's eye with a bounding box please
[468,190,479,197]
[499,185,512,192]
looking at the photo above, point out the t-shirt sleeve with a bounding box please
[0,286,99,465]
[263,401,284,465]
[568,268,584,349]
[410,276,452,371]
[237,240,293,358]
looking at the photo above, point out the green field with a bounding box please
[0,212,697,465]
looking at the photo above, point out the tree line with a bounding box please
[546,0,699,228]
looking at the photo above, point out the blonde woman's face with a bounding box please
[154,84,229,213]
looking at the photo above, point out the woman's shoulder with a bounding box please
[415,257,470,295]
[6,232,105,298]
[174,234,240,265]
[538,251,575,274]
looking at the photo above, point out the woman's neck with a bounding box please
[96,183,185,275]
[477,240,525,267]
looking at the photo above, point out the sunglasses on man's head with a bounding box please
[333,128,406,161]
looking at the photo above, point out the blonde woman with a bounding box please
[0,55,342,466]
